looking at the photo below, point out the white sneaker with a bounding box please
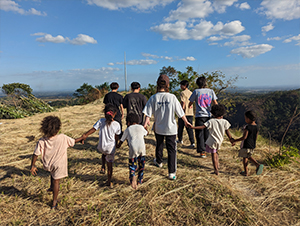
[189,143,195,148]
[176,140,183,144]
[154,158,163,168]
[168,173,176,180]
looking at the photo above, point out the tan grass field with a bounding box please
[0,99,299,225]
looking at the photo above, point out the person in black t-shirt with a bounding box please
[232,110,264,176]
[103,82,124,132]
[123,82,147,125]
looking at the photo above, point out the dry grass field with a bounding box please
[0,99,299,225]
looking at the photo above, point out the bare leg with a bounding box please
[106,162,113,188]
[249,157,260,168]
[211,153,219,175]
[47,176,54,192]
[243,158,248,176]
[131,175,137,190]
[100,154,106,173]
[52,179,60,208]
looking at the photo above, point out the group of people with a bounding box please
[30,74,263,209]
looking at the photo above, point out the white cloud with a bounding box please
[259,0,300,20]
[230,44,274,58]
[142,53,160,58]
[261,23,274,36]
[152,20,245,40]
[212,0,238,13]
[283,34,300,45]
[0,0,46,16]
[86,0,174,11]
[267,37,282,41]
[127,59,158,65]
[224,35,254,46]
[180,56,196,61]
[209,42,218,45]
[32,33,97,45]
[207,35,227,42]
[36,34,66,43]
[164,56,173,60]
[107,63,114,66]
[235,2,251,10]
[164,0,238,22]
[69,34,97,45]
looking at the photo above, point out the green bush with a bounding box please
[265,146,300,168]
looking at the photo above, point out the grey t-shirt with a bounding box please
[189,88,217,117]
[143,92,185,135]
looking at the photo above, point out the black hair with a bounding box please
[126,113,140,125]
[196,76,206,88]
[245,110,256,121]
[180,80,189,88]
[110,82,119,90]
[211,104,226,117]
[131,82,141,90]
[104,103,118,126]
[40,116,61,138]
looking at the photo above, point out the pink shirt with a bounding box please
[34,134,75,179]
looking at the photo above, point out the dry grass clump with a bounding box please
[0,100,299,225]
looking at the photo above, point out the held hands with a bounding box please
[230,138,236,146]
[30,166,38,176]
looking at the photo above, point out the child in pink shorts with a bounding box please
[189,104,234,175]
[30,116,84,209]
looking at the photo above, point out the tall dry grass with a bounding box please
[0,99,299,225]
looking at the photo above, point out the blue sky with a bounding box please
[0,0,299,92]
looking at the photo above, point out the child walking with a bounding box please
[189,105,233,175]
[232,110,263,176]
[117,113,148,189]
[30,116,84,209]
[81,103,121,187]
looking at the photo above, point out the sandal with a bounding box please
[240,171,247,176]
[256,164,264,175]
[51,203,58,210]
[100,168,105,174]
[46,188,53,193]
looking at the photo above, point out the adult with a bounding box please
[103,82,124,132]
[143,74,191,180]
[177,80,195,148]
[123,82,147,125]
[189,76,218,158]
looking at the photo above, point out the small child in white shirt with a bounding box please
[117,113,148,189]
[190,104,234,175]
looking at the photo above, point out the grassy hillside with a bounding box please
[0,99,299,225]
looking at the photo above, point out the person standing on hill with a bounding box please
[123,82,147,125]
[143,74,192,180]
[103,82,124,133]
[189,76,218,158]
[177,80,195,148]
[232,110,264,176]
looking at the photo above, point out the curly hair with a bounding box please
[245,110,256,121]
[211,104,226,118]
[40,116,61,138]
[104,103,118,126]
[126,113,140,125]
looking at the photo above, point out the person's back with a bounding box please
[123,82,147,125]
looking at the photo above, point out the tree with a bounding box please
[73,83,96,104]
[1,83,33,107]
[95,82,111,97]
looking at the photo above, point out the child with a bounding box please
[189,104,233,175]
[116,113,148,189]
[123,82,147,125]
[189,76,218,158]
[232,110,263,176]
[81,103,121,187]
[143,74,192,180]
[30,116,84,209]
[177,80,195,148]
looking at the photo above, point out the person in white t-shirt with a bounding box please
[189,104,234,175]
[117,113,148,189]
[81,103,121,188]
[143,74,192,180]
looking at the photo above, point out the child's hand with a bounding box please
[230,138,236,146]
[30,166,38,176]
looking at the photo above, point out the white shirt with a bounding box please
[204,118,231,150]
[121,124,147,158]
[93,118,121,154]
[143,92,185,135]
